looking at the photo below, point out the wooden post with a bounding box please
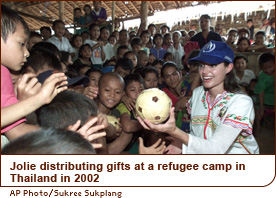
[112,1,115,32]
[59,1,64,21]
[140,1,148,31]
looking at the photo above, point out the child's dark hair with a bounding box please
[30,31,42,39]
[237,37,250,46]
[37,90,98,129]
[119,29,129,35]
[115,58,134,72]
[227,28,238,35]
[83,4,92,11]
[108,35,116,41]
[161,62,180,77]
[180,30,188,37]
[1,128,95,154]
[152,59,164,66]
[131,37,142,47]
[81,31,90,37]
[85,68,103,77]
[60,51,71,63]
[124,73,144,90]
[27,48,62,73]
[255,30,266,38]
[117,45,129,56]
[74,8,82,13]
[153,34,163,45]
[77,64,91,75]
[71,34,82,47]
[234,54,248,64]
[100,26,109,33]
[31,42,61,59]
[141,66,159,79]
[164,33,171,40]
[89,23,99,31]
[52,20,65,28]
[163,52,173,60]
[200,14,211,21]
[258,52,275,67]
[1,5,30,42]
[147,24,157,30]
[79,44,92,58]
[247,19,253,23]
[140,30,150,38]
[103,59,116,67]
[40,26,51,34]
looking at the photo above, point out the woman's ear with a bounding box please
[226,63,234,74]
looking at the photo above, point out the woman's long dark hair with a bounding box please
[223,62,241,93]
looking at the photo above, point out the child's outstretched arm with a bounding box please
[120,112,142,133]
[121,95,136,111]
[107,131,133,154]
[138,137,166,154]
[1,73,67,128]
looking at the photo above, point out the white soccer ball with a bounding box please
[135,88,172,124]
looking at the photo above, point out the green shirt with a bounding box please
[254,71,275,106]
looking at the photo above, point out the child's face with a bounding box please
[41,29,51,40]
[164,55,173,62]
[99,77,124,109]
[200,18,210,31]
[93,1,101,11]
[255,34,265,45]
[148,26,156,36]
[132,44,141,54]
[90,26,100,40]
[126,81,144,100]
[75,10,82,18]
[113,31,119,40]
[80,46,92,59]
[84,6,91,15]
[109,37,116,45]
[154,63,162,76]
[161,27,169,35]
[28,36,42,50]
[227,31,237,43]
[126,53,138,68]
[88,72,102,87]
[149,54,156,64]
[53,22,65,37]
[139,54,149,67]
[162,66,182,89]
[115,66,131,78]
[74,36,83,48]
[154,36,163,46]
[188,31,195,38]
[238,40,249,52]
[119,31,129,43]
[173,33,180,44]
[234,58,247,72]
[117,49,129,59]
[81,33,90,42]
[261,61,275,76]
[100,28,110,41]
[144,72,158,89]
[164,35,172,45]
[141,33,150,44]
[1,23,30,71]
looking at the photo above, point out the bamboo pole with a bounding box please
[112,1,115,32]
[59,1,64,21]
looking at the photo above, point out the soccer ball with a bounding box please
[106,115,120,131]
[135,88,172,124]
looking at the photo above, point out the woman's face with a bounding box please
[238,40,249,52]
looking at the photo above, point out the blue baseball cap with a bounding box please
[188,40,234,64]
[37,70,89,87]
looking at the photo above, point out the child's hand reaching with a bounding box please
[83,85,98,99]
[139,137,166,154]
[122,95,136,111]
[17,73,42,101]
[68,118,106,149]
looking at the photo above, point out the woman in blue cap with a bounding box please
[138,40,259,154]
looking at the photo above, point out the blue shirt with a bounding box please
[150,47,167,60]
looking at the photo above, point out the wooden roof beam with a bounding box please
[120,2,134,16]
[158,1,166,10]
[115,2,127,16]
[129,1,139,15]
[148,2,154,12]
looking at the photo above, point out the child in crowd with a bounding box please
[84,24,105,69]
[100,26,115,61]
[160,24,170,36]
[152,60,165,88]
[233,54,255,85]
[162,33,173,50]
[81,31,90,42]
[114,30,130,56]
[254,53,275,134]
[85,68,103,88]
[47,20,75,57]
[140,30,151,55]
[225,29,238,50]
[111,30,119,41]
[27,32,42,51]
[236,37,251,52]
[71,34,83,61]
[163,52,173,62]
[114,58,134,78]
[60,51,73,72]
[140,66,159,89]
[124,51,138,68]
[1,128,96,154]
[238,28,250,40]
[1,5,67,143]
[167,31,185,69]
[138,40,259,154]
[77,64,91,76]
[91,1,107,25]
[137,50,149,67]
[248,31,272,52]
[73,44,93,70]
[116,45,129,59]
[40,26,51,40]
[150,33,167,60]
[83,5,93,29]
[131,37,142,55]
[188,30,196,38]
[148,54,156,65]
[108,35,117,46]
[148,24,157,37]
[73,8,85,34]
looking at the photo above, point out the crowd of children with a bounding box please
[1,4,275,154]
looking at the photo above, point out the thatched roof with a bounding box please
[1,1,221,31]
